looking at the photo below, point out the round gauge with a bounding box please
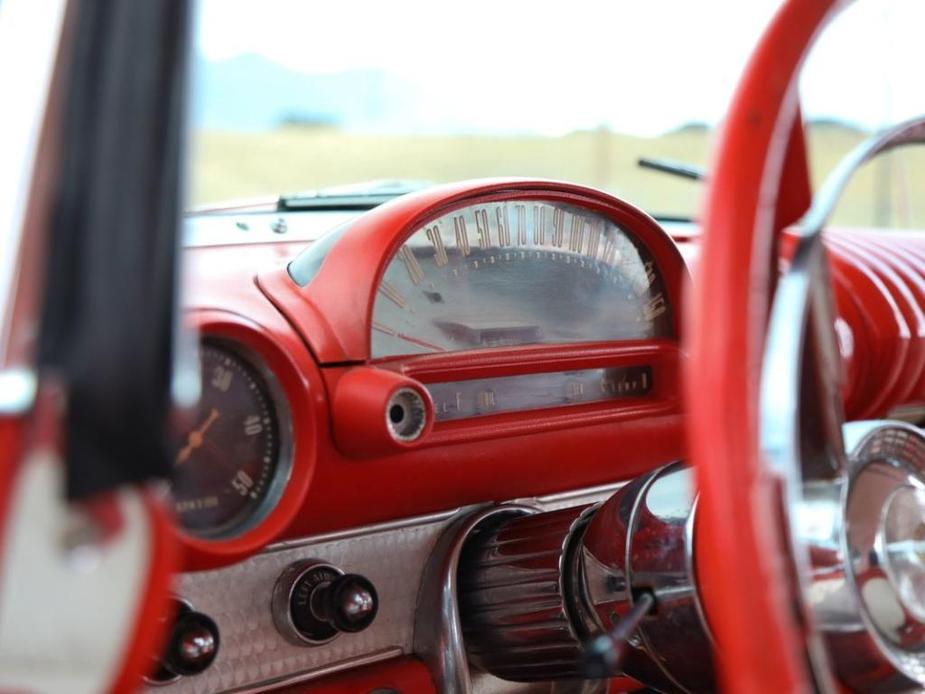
[171,340,292,539]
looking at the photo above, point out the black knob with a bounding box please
[317,574,379,633]
[163,610,220,677]
[273,561,379,645]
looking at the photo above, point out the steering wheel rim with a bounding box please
[686,0,848,690]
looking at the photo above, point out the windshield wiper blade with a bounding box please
[278,179,434,211]
[637,157,707,182]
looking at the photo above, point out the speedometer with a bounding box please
[371,200,672,357]
[171,340,292,539]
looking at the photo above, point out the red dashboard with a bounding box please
[176,180,687,569]
[174,179,925,572]
[150,173,925,694]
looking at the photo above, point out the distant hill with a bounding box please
[671,122,711,135]
[190,54,414,132]
[190,55,878,138]
[806,117,869,134]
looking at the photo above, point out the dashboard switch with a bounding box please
[164,610,220,676]
[147,600,220,683]
[273,560,379,645]
[316,573,379,633]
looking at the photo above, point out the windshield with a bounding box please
[190,0,925,225]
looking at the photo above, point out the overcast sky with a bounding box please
[195,0,925,136]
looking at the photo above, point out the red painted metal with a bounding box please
[108,491,179,694]
[686,0,848,692]
[0,417,23,577]
[708,228,925,419]
[258,179,687,365]
[180,193,925,572]
[828,234,916,416]
[185,243,684,552]
[180,181,687,558]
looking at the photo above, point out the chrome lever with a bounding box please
[580,591,655,679]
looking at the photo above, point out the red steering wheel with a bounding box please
[687,0,848,690]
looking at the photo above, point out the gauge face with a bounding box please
[171,342,289,539]
[371,200,673,358]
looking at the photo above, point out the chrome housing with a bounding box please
[575,463,713,693]
[835,422,925,690]
[455,463,714,693]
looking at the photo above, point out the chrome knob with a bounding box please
[174,624,217,670]
[162,609,220,677]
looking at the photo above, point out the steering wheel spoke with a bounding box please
[762,230,847,488]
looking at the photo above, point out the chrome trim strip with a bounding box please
[684,494,712,646]
[532,481,623,505]
[264,509,462,552]
[183,211,359,249]
[414,504,537,693]
[262,482,626,554]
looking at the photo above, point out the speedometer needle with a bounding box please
[175,408,220,466]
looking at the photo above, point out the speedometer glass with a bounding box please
[171,341,291,539]
[371,200,672,357]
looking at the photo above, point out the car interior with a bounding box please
[3,1,925,693]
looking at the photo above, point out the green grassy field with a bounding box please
[190,124,925,228]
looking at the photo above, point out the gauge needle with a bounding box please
[175,408,220,466]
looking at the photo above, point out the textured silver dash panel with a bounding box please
[151,485,618,694]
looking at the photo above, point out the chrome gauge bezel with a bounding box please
[176,337,295,541]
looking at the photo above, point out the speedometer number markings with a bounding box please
[379,280,407,308]
[495,206,511,246]
[533,205,546,244]
[453,215,471,256]
[516,205,528,246]
[475,208,491,249]
[372,199,673,357]
[643,293,668,321]
[426,225,449,267]
[399,245,424,284]
[552,208,565,248]
[600,237,617,265]
[569,215,586,253]
[586,220,602,259]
